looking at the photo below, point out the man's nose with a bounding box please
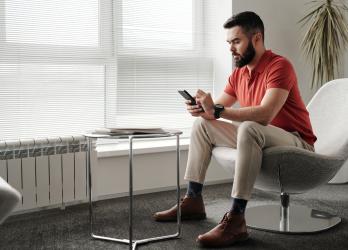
[230,45,236,53]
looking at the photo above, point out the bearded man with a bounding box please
[154,11,316,248]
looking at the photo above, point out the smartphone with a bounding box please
[178,90,197,105]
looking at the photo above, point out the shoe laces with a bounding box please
[178,198,186,207]
[180,196,191,204]
[219,212,232,227]
[179,196,193,208]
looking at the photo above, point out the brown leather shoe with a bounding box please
[196,212,249,247]
[153,195,206,222]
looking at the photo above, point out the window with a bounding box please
[114,0,214,129]
[0,0,112,140]
[0,0,228,141]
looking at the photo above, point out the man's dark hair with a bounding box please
[223,11,264,42]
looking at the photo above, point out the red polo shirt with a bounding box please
[224,50,317,146]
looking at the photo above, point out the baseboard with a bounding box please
[95,178,233,201]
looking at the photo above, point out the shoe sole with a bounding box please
[154,213,207,222]
[196,232,249,248]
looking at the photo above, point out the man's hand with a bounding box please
[184,89,215,120]
[195,89,215,116]
[185,100,203,115]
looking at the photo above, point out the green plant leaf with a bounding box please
[299,0,348,89]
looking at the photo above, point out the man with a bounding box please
[154,11,316,247]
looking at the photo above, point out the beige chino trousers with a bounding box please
[184,118,314,200]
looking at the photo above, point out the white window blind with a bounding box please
[0,0,112,140]
[0,64,105,139]
[5,0,99,47]
[0,0,229,141]
[114,0,215,129]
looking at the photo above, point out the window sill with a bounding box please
[97,138,190,158]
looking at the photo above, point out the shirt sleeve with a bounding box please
[266,58,296,91]
[224,74,237,98]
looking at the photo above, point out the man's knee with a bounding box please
[238,121,260,135]
[237,121,265,145]
[192,117,212,133]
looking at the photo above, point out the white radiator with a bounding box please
[0,136,88,212]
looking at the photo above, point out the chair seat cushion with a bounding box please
[212,146,344,194]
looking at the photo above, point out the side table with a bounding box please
[84,130,182,250]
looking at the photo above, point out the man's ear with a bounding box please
[253,32,263,44]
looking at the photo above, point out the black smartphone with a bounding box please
[178,90,197,105]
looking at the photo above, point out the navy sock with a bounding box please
[230,197,248,214]
[186,181,203,198]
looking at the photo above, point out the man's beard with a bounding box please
[234,41,256,68]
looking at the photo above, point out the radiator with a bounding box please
[0,136,88,212]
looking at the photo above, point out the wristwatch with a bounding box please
[214,104,225,119]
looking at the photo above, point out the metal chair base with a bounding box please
[245,204,341,234]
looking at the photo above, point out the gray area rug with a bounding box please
[1,183,348,250]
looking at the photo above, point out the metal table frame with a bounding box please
[85,131,182,250]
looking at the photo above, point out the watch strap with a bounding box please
[214,104,224,119]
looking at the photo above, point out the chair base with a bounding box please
[245,204,341,234]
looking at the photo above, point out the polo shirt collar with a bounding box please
[242,50,273,76]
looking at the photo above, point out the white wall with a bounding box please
[93,149,232,199]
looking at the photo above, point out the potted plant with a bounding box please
[299,0,348,89]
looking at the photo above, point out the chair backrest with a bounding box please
[307,79,348,158]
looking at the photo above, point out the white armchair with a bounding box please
[212,78,348,233]
[0,176,21,224]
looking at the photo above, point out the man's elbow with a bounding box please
[253,106,276,126]
[258,120,269,126]
[258,115,273,126]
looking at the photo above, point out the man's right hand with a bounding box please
[185,100,215,120]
